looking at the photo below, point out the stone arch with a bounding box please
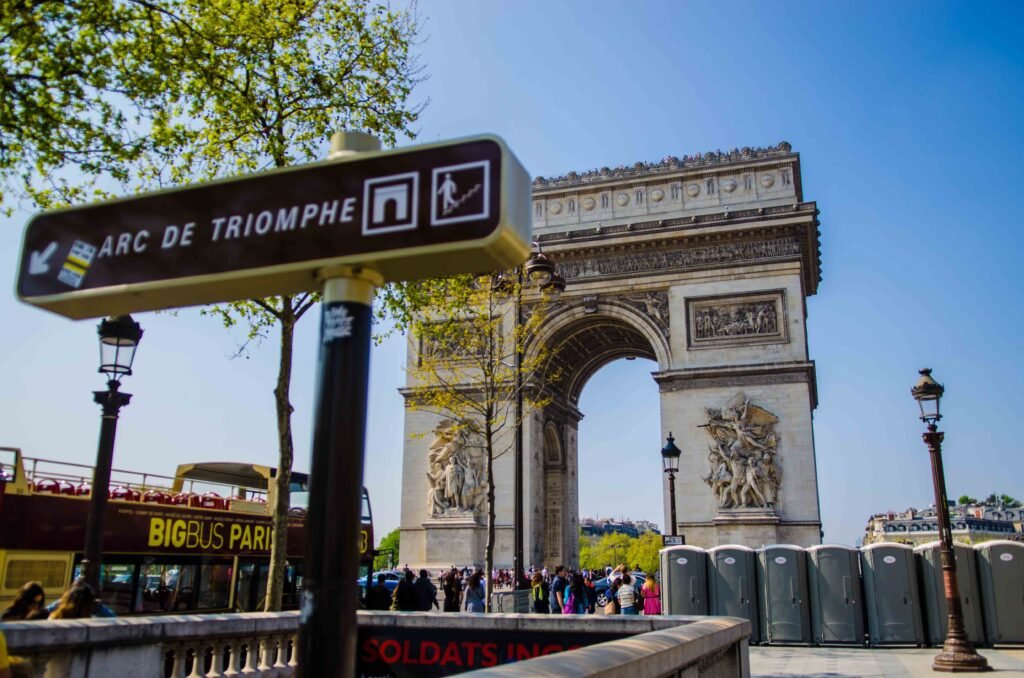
[527,298,671,404]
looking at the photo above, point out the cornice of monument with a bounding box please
[653,360,818,410]
[536,203,822,296]
[532,141,796,192]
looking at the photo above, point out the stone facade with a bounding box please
[399,142,823,569]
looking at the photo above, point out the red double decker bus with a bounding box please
[0,447,373,615]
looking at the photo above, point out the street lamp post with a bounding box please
[911,368,989,673]
[513,245,564,589]
[82,315,143,592]
[661,433,682,537]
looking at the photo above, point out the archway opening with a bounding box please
[527,305,669,568]
[576,358,663,543]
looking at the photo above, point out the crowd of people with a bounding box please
[365,563,662,616]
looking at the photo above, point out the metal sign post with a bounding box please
[300,264,381,677]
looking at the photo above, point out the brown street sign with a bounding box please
[16,135,531,319]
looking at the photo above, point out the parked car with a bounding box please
[593,572,645,608]
[363,570,402,593]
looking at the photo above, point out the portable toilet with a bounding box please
[807,544,865,645]
[861,543,925,646]
[757,545,812,644]
[708,545,759,641]
[914,541,985,646]
[660,545,709,615]
[975,540,1024,645]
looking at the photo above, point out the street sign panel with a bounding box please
[16,135,531,319]
[663,535,685,546]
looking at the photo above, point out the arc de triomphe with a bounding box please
[398,141,822,569]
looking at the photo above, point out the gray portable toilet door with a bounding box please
[869,548,921,645]
[812,547,863,644]
[984,542,1024,644]
[761,549,809,643]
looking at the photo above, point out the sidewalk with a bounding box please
[750,646,1024,677]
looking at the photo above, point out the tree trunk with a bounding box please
[484,424,495,613]
[265,295,295,611]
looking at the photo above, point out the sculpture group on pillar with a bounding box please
[426,420,486,518]
[701,393,781,510]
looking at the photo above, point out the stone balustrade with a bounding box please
[1,611,299,677]
[2,611,750,678]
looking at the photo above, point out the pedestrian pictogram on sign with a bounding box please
[431,160,490,226]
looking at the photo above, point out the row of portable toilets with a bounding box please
[659,540,1024,646]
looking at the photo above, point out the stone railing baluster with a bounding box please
[287,633,299,671]
[187,642,206,678]
[257,636,275,676]
[223,640,243,677]
[271,635,290,676]
[169,643,189,678]
[241,638,260,676]
[206,640,228,678]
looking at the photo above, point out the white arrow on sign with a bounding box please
[29,241,58,275]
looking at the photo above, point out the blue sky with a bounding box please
[2,1,1023,548]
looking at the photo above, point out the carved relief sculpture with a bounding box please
[687,291,787,348]
[426,420,486,517]
[700,393,780,511]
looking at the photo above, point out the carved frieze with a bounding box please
[687,290,787,349]
[557,237,801,281]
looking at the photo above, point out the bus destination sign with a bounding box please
[16,135,531,319]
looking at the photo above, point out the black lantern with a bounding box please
[524,250,554,287]
[97,315,144,380]
[911,367,943,425]
[661,432,682,474]
[544,272,566,300]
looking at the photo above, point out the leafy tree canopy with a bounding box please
[374,528,400,571]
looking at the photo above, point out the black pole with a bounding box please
[514,270,525,589]
[667,470,678,537]
[298,269,380,678]
[82,380,131,591]
[923,424,989,672]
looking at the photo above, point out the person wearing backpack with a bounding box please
[566,572,588,614]
[530,571,549,613]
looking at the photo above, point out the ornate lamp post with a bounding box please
[911,368,988,673]
[82,315,143,591]
[661,433,682,537]
[514,245,564,589]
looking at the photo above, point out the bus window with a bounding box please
[97,563,136,615]
[196,562,232,610]
[138,563,197,612]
